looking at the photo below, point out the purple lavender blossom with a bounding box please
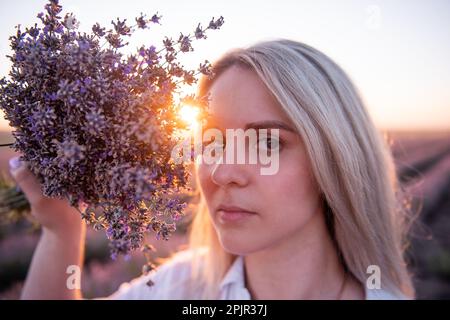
[0,0,224,259]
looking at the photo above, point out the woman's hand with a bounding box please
[8,155,84,236]
[8,155,86,299]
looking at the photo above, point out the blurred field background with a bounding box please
[0,129,449,299]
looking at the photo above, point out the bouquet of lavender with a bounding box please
[0,0,222,261]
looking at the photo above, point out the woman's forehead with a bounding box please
[206,66,291,128]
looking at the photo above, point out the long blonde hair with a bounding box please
[188,39,415,299]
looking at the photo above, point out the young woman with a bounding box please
[11,39,414,300]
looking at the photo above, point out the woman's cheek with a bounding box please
[259,157,314,209]
[196,163,213,195]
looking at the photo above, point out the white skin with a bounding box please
[8,159,85,299]
[197,65,365,299]
[11,65,363,300]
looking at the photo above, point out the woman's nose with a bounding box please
[210,158,249,187]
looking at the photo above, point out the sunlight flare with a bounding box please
[179,104,201,131]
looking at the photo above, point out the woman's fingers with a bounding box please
[8,155,84,231]
[8,156,45,206]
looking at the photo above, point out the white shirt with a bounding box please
[105,249,407,300]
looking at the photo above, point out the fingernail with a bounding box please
[9,156,22,171]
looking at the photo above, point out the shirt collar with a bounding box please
[219,255,246,290]
[218,255,406,300]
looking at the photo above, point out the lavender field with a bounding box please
[389,131,450,299]
[0,130,449,299]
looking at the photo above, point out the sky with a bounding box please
[0,0,449,132]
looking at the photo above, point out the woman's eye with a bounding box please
[257,136,281,152]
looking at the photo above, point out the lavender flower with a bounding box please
[0,0,223,261]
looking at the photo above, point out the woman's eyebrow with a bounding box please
[202,119,297,133]
[244,120,296,133]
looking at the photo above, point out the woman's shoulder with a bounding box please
[104,247,207,300]
[365,287,411,300]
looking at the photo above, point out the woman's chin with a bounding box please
[218,233,261,256]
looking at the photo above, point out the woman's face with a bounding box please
[196,66,323,255]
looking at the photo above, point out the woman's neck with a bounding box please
[243,210,361,299]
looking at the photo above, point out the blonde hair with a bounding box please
[187,39,415,299]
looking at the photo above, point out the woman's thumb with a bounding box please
[9,156,44,205]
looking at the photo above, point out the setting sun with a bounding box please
[179,104,200,131]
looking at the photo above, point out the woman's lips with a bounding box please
[216,206,257,223]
